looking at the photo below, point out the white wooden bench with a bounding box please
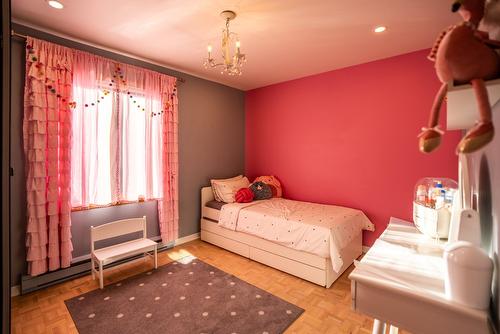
[90,216,158,289]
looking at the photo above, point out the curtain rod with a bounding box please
[11,30,27,39]
[10,30,186,83]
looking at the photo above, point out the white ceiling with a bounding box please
[12,0,458,91]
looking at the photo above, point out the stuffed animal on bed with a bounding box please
[249,181,273,200]
[418,0,500,154]
[253,175,282,197]
[235,188,254,203]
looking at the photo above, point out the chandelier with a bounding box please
[204,10,246,76]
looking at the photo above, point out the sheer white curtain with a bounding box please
[71,51,164,208]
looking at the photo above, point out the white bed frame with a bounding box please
[200,187,362,288]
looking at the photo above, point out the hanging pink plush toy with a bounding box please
[419,0,500,154]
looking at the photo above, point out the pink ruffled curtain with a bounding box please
[158,81,179,242]
[23,37,73,276]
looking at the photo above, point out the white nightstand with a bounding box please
[349,217,492,334]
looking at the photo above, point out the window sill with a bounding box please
[72,198,159,212]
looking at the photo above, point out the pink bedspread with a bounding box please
[218,198,374,272]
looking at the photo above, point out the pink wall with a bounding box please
[245,49,461,246]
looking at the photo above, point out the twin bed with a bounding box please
[200,186,374,287]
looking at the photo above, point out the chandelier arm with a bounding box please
[206,60,226,68]
[205,10,245,76]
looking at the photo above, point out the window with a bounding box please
[71,78,164,209]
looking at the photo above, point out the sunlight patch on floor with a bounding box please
[166,249,196,263]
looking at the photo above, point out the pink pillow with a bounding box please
[213,177,250,203]
[210,175,243,201]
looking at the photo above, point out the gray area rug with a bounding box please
[65,257,304,334]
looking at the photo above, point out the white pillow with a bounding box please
[211,175,243,201]
[212,176,250,203]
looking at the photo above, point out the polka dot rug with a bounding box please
[65,257,304,334]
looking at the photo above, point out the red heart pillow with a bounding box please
[235,188,254,203]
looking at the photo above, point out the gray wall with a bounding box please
[10,24,245,286]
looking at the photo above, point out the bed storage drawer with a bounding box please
[249,247,326,286]
[201,229,250,258]
[201,218,327,269]
[249,237,327,270]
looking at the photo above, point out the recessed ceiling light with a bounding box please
[374,26,387,33]
[46,0,64,9]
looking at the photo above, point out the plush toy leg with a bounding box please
[457,79,495,154]
[419,83,447,153]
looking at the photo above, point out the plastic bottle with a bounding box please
[427,181,441,208]
[416,185,427,204]
[427,185,435,208]
[432,181,444,208]
[435,181,444,193]
[444,188,455,206]
[436,189,446,209]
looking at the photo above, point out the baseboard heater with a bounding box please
[20,241,174,295]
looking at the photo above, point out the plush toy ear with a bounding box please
[452,0,463,12]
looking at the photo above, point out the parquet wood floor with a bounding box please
[11,239,409,334]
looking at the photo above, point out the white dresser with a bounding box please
[349,217,492,334]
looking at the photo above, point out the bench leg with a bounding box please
[154,245,158,269]
[99,261,104,289]
[91,257,95,280]
[372,319,386,334]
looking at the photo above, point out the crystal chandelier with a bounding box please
[204,10,246,76]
